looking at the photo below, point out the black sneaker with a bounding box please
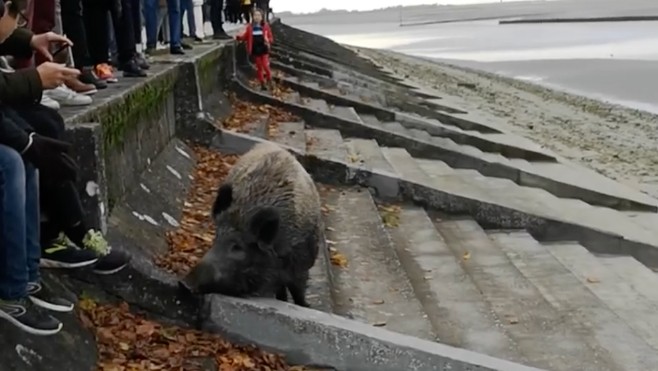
[261,83,267,91]
[80,229,131,275]
[93,249,131,275]
[135,53,150,70]
[193,36,203,42]
[79,67,108,90]
[122,60,147,78]
[0,297,62,336]
[27,281,74,313]
[213,32,232,40]
[181,42,193,50]
[170,47,185,55]
[40,233,99,269]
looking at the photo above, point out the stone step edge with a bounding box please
[211,127,658,273]
[201,295,543,371]
[229,75,658,213]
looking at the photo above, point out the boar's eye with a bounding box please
[230,244,243,253]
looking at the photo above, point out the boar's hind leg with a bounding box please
[288,271,310,307]
[276,286,288,302]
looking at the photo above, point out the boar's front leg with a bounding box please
[276,286,288,302]
[288,271,310,307]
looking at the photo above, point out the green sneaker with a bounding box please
[40,233,99,269]
[82,230,131,275]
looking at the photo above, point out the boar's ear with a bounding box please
[249,207,280,245]
[213,184,233,218]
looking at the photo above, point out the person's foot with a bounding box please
[121,60,147,78]
[81,229,131,275]
[27,281,73,313]
[145,46,157,56]
[40,233,99,269]
[79,67,108,90]
[65,77,97,95]
[134,53,150,70]
[193,35,203,42]
[261,83,267,91]
[44,85,93,107]
[39,94,60,110]
[94,63,118,83]
[213,32,232,40]
[170,47,185,55]
[0,297,62,336]
[181,42,193,50]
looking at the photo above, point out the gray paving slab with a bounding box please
[597,255,658,308]
[385,206,516,360]
[414,158,455,176]
[344,138,395,174]
[305,129,346,160]
[436,220,598,370]
[323,187,435,340]
[381,147,434,185]
[331,105,364,123]
[548,242,658,351]
[270,121,306,152]
[304,97,331,113]
[491,231,649,371]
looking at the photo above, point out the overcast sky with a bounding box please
[275,0,516,13]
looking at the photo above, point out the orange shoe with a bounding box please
[94,63,118,83]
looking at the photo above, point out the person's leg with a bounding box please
[143,0,159,51]
[0,143,62,336]
[254,54,265,88]
[183,0,197,39]
[112,0,147,77]
[242,4,250,23]
[32,0,58,67]
[210,0,228,38]
[262,53,272,81]
[166,0,183,53]
[82,0,118,83]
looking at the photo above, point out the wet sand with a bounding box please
[354,47,658,199]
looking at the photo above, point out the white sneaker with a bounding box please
[44,85,93,107]
[40,94,61,110]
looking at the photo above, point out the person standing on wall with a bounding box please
[236,8,272,91]
[207,0,231,39]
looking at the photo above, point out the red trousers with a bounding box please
[253,54,271,84]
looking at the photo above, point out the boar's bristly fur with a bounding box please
[183,142,323,307]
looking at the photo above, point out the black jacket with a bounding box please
[0,28,40,152]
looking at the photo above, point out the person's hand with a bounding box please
[36,62,80,89]
[22,133,79,182]
[30,32,73,61]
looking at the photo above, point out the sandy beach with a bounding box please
[353,47,658,199]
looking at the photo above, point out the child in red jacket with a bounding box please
[236,8,273,91]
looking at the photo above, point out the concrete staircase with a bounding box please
[209,20,658,370]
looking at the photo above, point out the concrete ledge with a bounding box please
[201,296,543,371]
[500,16,658,24]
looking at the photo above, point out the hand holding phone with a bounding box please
[51,42,68,58]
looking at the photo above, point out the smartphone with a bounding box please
[51,42,68,57]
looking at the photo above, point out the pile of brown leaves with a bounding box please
[156,145,238,275]
[222,95,299,138]
[79,299,290,371]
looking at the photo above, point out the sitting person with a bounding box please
[0,1,130,273]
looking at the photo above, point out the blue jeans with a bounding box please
[181,0,196,37]
[143,0,182,49]
[0,144,40,300]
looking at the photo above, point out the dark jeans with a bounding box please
[4,105,86,246]
[181,0,196,37]
[82,0,138,65]
[60,0,92,68]
[208,0,225,34]
[0,142,40,301]
[144,0,182,49]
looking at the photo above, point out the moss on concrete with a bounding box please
[197,47,223,97]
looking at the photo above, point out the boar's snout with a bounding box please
[179,262,218,295]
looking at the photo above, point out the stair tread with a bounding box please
[270,121,306,152]
[548,242,658,351]
[306,238,333,313]
[305,129,345,160]
[344,138,394,174]
[598,255,658,308]
[435,220,598,370]
[358,113,381,126]
[491,231,651,370]
[414,158,454,177]
[386,206,515,359]
[331,105,363,123]
[380,147,433,185]
[323,188,435,340]
[304,98,330,113]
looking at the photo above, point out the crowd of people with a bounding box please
[0,0,274,337]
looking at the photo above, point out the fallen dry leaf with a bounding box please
[462,251,471,261]
[379,204,401,228]
[330,249,348,268]
[586,277,601,283]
